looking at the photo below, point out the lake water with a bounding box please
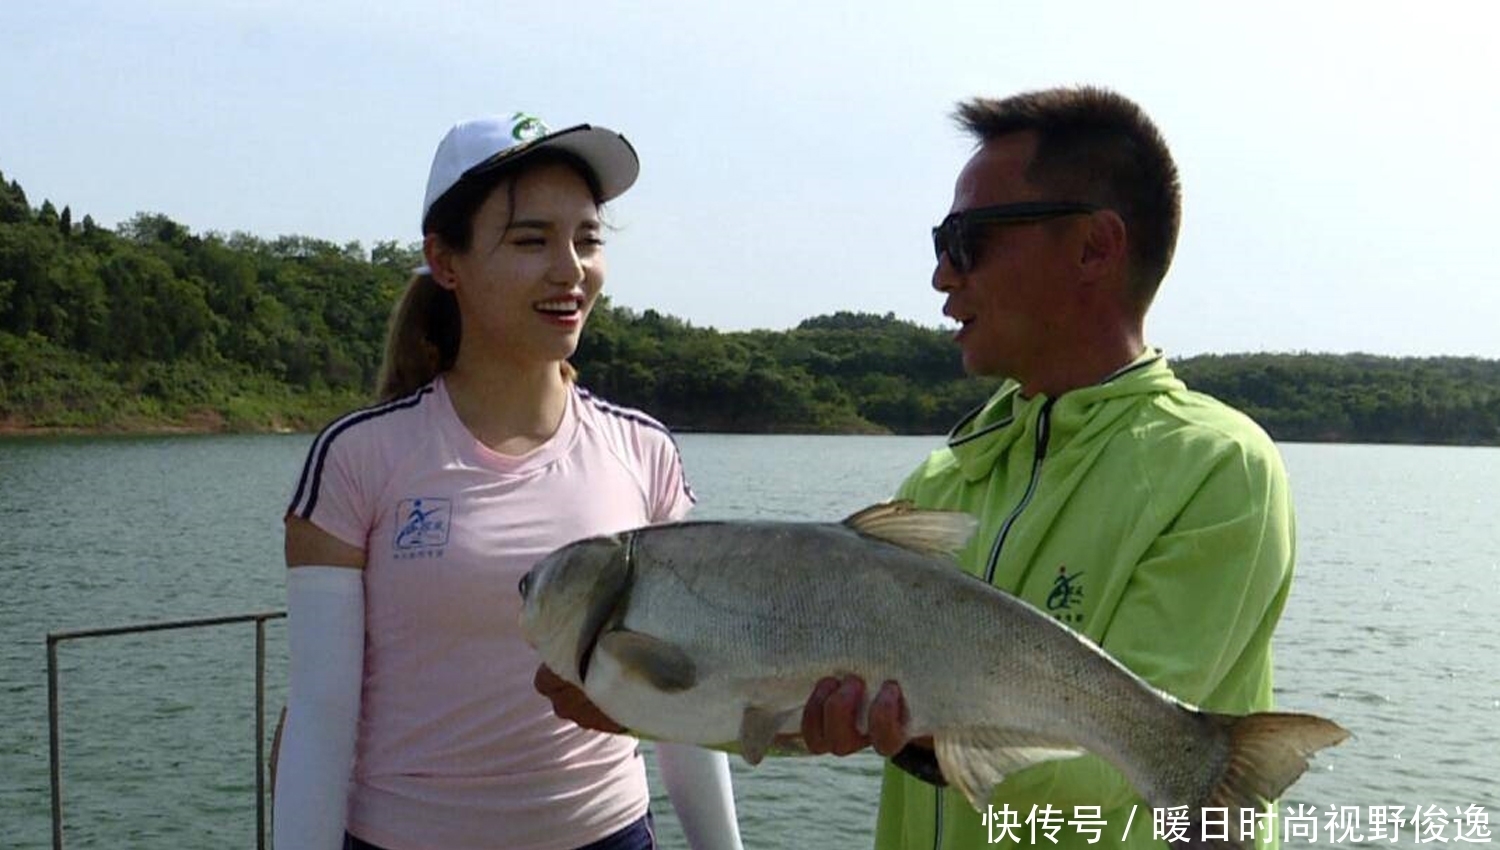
[1,435,1497,849]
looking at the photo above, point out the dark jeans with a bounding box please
[344,812,656,850]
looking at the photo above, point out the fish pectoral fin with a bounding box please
[596,630,697,693]
[841,500,978,558]
[933,728,1085,812]
[738,705,799,766]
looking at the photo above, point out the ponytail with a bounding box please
[375,274,460,401]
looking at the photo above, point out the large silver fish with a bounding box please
[519,502,1347,843]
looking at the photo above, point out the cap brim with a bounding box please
[464,124,639,202]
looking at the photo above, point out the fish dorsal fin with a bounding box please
[597,630,698,693]
[842,500,978,558]
[933,728,1085,811]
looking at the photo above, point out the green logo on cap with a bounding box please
[510,112,550,142]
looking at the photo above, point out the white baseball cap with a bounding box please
[420,111,639,232]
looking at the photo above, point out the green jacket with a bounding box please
[874,351,1294,850]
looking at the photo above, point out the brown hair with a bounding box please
[375,149,605,401]
[954,86,1181,305]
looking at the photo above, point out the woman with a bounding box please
[274,112,742,850]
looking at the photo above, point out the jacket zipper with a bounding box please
[983,398,1054,583]
[933,397,1054,850]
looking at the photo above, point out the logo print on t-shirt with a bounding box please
[394,498,451,552]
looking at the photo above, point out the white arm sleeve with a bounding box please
[273,566,364,850]
[656,743,744,850]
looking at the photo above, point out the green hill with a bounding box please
[3,168,1498,444]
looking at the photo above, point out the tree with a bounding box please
[0,223,62,335]
[0,174,29,224]
[119,212,192,249]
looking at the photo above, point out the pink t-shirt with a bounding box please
[285,377,694,850]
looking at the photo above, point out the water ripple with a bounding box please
[3,437,1498,849]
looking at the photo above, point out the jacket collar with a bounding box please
[946,349,1182,482]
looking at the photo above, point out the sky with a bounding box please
[3,1,1497,358]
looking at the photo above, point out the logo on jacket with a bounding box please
[394,498,450,556]
[1046,565,1084,625]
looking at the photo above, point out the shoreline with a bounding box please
[0,423,902,439]
[0,417,915,440]
[0,413,1494,446]
[0,424,275,438]
[0,416,298,439]
[3,422,1497,447]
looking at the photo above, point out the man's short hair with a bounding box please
[955,86,1181,303]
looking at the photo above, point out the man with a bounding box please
[800,86,1296,849]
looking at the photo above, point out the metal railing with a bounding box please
[46,611,286,850]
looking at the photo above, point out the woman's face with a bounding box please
[435,162,605,370]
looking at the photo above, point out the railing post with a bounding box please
[47,636,63,850]
[256,616,268,850]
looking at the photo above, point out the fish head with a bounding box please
[518,533,633,687]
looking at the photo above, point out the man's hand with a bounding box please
[533,665,626,734]
[800,675,917,757]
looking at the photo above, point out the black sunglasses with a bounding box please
[932,201,1100,272]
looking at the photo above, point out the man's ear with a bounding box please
[1080,209,1129,283]
[423,234,459,291]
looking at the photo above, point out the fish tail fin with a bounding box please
[1179,711,1350,849]
[1207,711,1350,806]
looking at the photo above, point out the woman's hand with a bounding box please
[533,665,626,733]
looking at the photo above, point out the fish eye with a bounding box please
[518,572,532,599]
